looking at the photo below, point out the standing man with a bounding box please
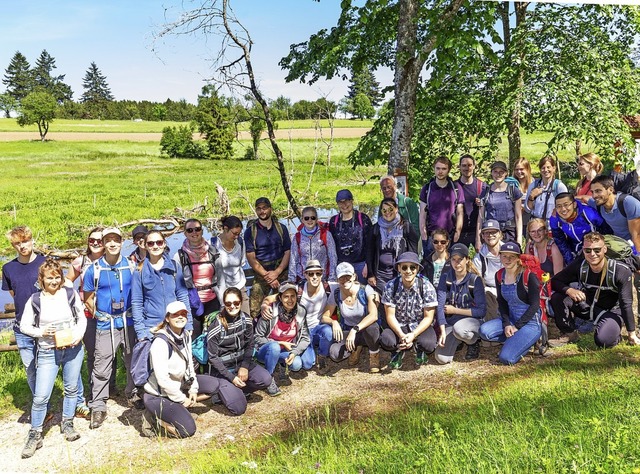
[329,189,372,284]
[245,197,291,320]
[379,175,420,235]
[419,156,464,252]
[2,226,46,400]
[456,154,487,248]
[83,227,137,429]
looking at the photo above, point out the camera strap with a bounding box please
[590,259,607,320]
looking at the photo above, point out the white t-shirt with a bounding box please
[214,238,247,299]
[300,282,338,329]
[328,284,376,328]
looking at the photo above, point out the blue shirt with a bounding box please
[1,254,46,323]
[83,256,134,330]
[244,218,292,266]
[588,194,640,241]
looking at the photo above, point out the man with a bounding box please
[2,226,46,401]
[245,197,291,320]
[472,220,504,321]
[128,225,148,264]
[380,252,438,368]
[379,175,420,235]
[456,154,487,248]
[328,189,372,284]
[419,156,464,252]
[550,192,612,264]
[550,232,640,347]
[83,227,137,429]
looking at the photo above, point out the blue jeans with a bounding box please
[311,324,333,357]
[479,317,541,365]
[14,328,37,395]
[31,344,84,430]
[256,341,315,374]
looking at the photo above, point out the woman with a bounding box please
[212,216,249,315]
[174,218,221,339]
[20,259,86,458]
[255,282,313,396]
[288,206,337,283]
[512,157,533,234]
[367,197,419,294]
[132,230,192,342]
[207,287,271,415]
[479,242,542,365]
[142,301,218,438]
[434,244,486,364]
[65,227,104,419]
[525,218,563,276]
[318,262,380,374]
[524,156,568,223]
[575,152,603,202]
[420,227,451,288]
[476,161,523,248]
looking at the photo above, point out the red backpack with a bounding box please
[295,221,330,277]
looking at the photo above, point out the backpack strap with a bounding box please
[32,287,78,328]
[31,293,42,328]
[496,267,506,285]
[618,193,628,219]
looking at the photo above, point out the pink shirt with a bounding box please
[189,256,216,303]
[269,319,297,343]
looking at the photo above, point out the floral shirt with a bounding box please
[382,276,437,326]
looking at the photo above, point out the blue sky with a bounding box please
[0,0,385,104]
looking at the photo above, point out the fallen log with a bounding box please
[0,345,18,352]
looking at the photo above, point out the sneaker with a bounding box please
[21,429,43,459]
[60,419,80,442]
[266,378,281,397]
[75,403,90,419]
[127,394,145,410]
[211,392,222,405]
[369,351,380,373]
[465,341,481,360]
[415,350,428,365]
[389,351,405,369]
[347,346,363,366]
[317,356,330,376]
[140,410,157,438]
[89,410,107,430]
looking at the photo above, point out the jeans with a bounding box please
[479,317,541,365]
[31,344,84,430]
[313,324,334,357]
[256,341,315,374]
[14,328,37,395]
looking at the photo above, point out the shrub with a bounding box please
[160,124,206,159]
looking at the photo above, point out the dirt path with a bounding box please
[1,344,559,473]
[0,128,371,142]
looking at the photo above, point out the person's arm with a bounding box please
[550,242,564,276]
[253,316,271,348]
[241,318,255,369]
[326,232,338,282]
[435,273,448,326]
[550,217,574,265]
[406,197,420,235]
[291,313,310,356]
[384,304,406,339]
[82,265,96,315]
[495,275,510,329]
[288,237,299,282]
[131,269,147,340]
[454,203,464,242]
[551,257,583,295]
[419,200,428,241]
[19,295,42,338]
[260,294,278,319]
[628,217,640,254]
[65,259,81,285]
[174,263,193,331]
[470,278,487,319]
[410,306,436,340]
[513,272,540,329]
[150,339,186,403]
[524,182,538,214]
[514,198,523,245]
[406,221,419,254]
[207,322,236,382]
[71,290,87,344]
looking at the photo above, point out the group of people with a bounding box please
[5,151,640,458]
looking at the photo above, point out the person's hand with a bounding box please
[332,320,343,342]
[261,303,273,320]
[566,288,586,302]
[403,332,416,346]
[346,329,357,352]
[453,231,460,243]
[530,187,543,200]
[43,324,56,337]
[504,325,517,338]
[238,367,249,382]
[232,376,246,388]
[437,331,446,348]
[628,331,640,346]
[279,341,293,351]
[263,270,277,284]
[362,263,368,279]
[367,276,377,288]
[269,278,280,290]
[284,353,296,366]
[444,305,456,315]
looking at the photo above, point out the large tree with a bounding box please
[32,49,73,103]
[195,85,235,160]
[2,51,33,101]
[81,62,114,119]
[17,91,57,141]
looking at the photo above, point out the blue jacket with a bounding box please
[549,202,612,264]
[132,258,192,340]
[436,270,486,326]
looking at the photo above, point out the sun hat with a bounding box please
[395,252,422,270]
[305,260,323,272]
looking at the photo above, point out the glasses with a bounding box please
[381,207,396,215]
[483,231,499,237]
[529,228,545,235]
[303,216,317,221]
[224,300,241,308]
[433,239,448,245]
[146,240,164,248]
[185,227,202,234]
[305,271,323,277]
[400,265,417,272]
[583,247,603,254]
[88,238,103,246]
[556,203,574,210]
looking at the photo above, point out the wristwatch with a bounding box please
[353,325,360,333]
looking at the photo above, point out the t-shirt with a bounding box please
[588,194,640,241]
[83,256,134,330]
[458,178,487,233]
[327,284,375,328]
[299,282,337,329]
[1,254,46,323]
[419,179,464,234]
[214,238,246,299]
[381,276,437,327]
[244,219,292,266]
[483,186,523,224]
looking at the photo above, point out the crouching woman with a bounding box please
[479,243,541,365]
[142,301,218,438]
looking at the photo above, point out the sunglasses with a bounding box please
[433,239,448,245]
[583,247,603,254]
[400,264,417,272]
[185,227,202,234]
[88,238,103,246]
[146,240,164,248]
[381,207,396,215]
[305,271,323,277]
[169,311,187,318]
[224,300,241,308]
[303,216,317,221]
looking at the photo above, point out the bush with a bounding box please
[160,124,206,159]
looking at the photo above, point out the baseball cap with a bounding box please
[102,227,122,240]
[481,220,500,232]
[449,243,469,259]
[255,197,271,208]
[278,282,298,294]
[491,161,508,171]
[131,225,149,239]
[336,189,354,202]
[336,262,355,279]
[499,242,521,254]
[165,301,188,315]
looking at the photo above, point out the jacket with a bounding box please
[254,303,310,356]
[420,251,452,287]
[367,218,419,280]
[207,312,255,382]
[436,270,486,326]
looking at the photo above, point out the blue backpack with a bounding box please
[131,333,184,387]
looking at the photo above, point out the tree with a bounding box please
[352,93,375,120]
[81,62,114,118]
[32,50,73,103]
[346,66,382,107]
[0,93,18,118]
[17,91,57,141]
[2,51,33,101]
[194,85,235,160]
[269,95,291,121]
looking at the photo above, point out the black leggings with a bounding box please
[380,326,437,354]
[143,374,218,438]
[329,324,380,361]
[215,364,272,416]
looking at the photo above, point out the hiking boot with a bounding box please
[61,419,80,442]
[465,341,481,360]
[389,351,404,369]
[75,403,90,419]
[317,356,330,376]
[348,346,363,366]
[266,379,281,397]
[89,410,107,429]
[415,349,428,366]
[127,393,145,410]
[369,351,380,373]
[567,330,580,343]
[21,429,43,459]
[140,409,157,438]
[211,392,222,405]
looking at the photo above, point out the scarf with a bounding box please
[379,214,403,253]
[181,237,209,262]
[301,226,318,238]
[277,302,297,324]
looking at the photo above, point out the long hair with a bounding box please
[579,152,604,175]
[219,287,243,331]
[513,157,533,190]
[84,226,104,255]
[138,231,166,271]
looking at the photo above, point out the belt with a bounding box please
[94,310,128,322]
[195,284,214,291]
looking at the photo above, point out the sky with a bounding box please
[0,0,390,104]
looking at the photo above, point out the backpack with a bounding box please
[597,193,639,219]
[248,217,285,250]
[602,234,633,260]
[295,221,331,276]
[444,272,477,303]
[612,170,640,205]
[177,238,220,289]
[191,310,228,365]
[532,178,560,221]
[578,258,620,293]
[332,211,363,230]
[525,239,553,264]
[31,287,79,327]
[92,258,136,308]
[131,333,186,387]
[479,183,518,220]
[333,284,369,328]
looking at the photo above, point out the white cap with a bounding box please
[336,262,355,279]
[165,301,188,315]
